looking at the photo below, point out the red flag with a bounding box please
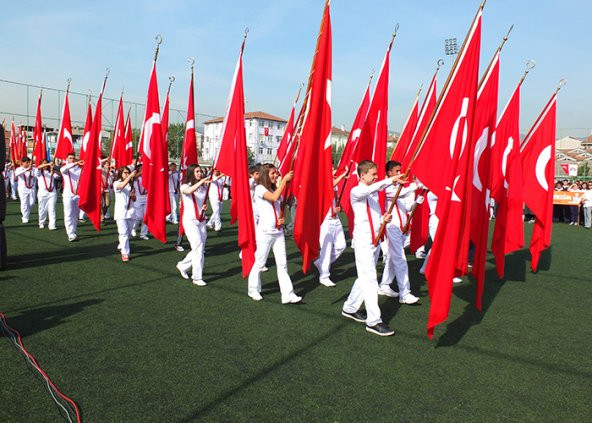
[490,82,524,278]
[213,39,256,278]
[390,90,420,161]
[161,87,170,160]
[409,194,429,253]
[521,93,557,272]
[78,78,107,232]
[181,71,198,172]
[469,52,499,310]
[32,93,45,166]
[141,62,170,243]
[109,95,126,168]
[292,0,333,273]
[9,121,18,164]
[55,89,73,161]
[123,110,133,166]
[412,9,482,338]
[18,127,27,160]
[80,101,93,161]
[276,103,296,166]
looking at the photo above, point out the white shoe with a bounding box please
[419,267,426,275]
[282,293,302,304]
[117,244,122,251]
[21,218,28,224]
[39,224,44,229]
[68,235,77,242]
[192,279,207,286]
[172,221,178,225]
[249,292,263,301]
[49,227,57,231]
[175,245,185,252]
[139,235,149,240]
[176,264,189,280]
[399,293,420,305]
[261,266,269,272]
[415,251,426,259]
[104,212,110,219]
[378,286,399,298]
[453,277,462,284]
[319,278,336,287]
[131,229,137,237]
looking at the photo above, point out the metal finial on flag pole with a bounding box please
[66,78,72,93]
[295,82,304,104]
[168,75,175,95]
[437,59,445,70]
[556,78,567,93]
[519,59,536,85]
[388,23,400,49]
[188,57,195,72]
[154,34,163,62]
[241,27,249,52]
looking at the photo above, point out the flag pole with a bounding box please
[272,82,304,165]
[374,0,486,245]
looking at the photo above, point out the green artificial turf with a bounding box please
[0,198,590,422]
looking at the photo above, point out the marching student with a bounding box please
[35,159,60,230]
[341,160,406,337]
[313,167,348,287]
[378,161,420,304]
[8,161,18,200]
[14,157,37,223]
[166,162,180,224]
[247,164,301,304]
[113,166,139,262]
[3,160,15,200]
[60,152,83,241]
[175,164,211,286]
[100,161,113,221]
[207,169,225,231]
[131,170,149,240]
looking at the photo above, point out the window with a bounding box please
[276,136,281,143]
[249,119,253,127]
[259,136,265,143]
[277,122,280,129]
[267,148,272,155]
[258,147,263,154]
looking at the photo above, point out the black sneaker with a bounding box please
[341,310,367,323]
[366,323,395,336]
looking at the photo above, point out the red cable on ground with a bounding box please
[0,312,82,423]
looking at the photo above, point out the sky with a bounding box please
[2,0,591,138]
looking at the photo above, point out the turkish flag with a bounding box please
[412,10,481,338]
[469,52,499,310]
[79,79,106,232]
[490,82,524,278]
[32,93,45,166]
[9,121,18,164]
[161,89,170,159]
[292,0,333,273]
[276,103,295,166]
[264,127,269,136]
[559,163,569,175]
[55,90,73,161]
[213,40,256,278]
[521,93,557,272]
[390,92,419,162]
[110,95,126,168]
[141,62,170,243]
[409,190,429,253]
[181,71,198,173]
[79,101,93,161]
[123,110,133,166]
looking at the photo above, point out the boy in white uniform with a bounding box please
[131,173,149,239]
[36,160,60,230]
[60,153,83,241]
[378,161,420,304]
[342,160,406,337]
[14,157,37,223]
[207,169,225,231]
[166,162,180,224]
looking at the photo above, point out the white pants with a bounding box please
[18,188,35,221]
[116,218,135,255]
[133,200,148,236]
[343,242,382,326]
[248,231,296,302]
[380,224,411,297]
[207,198,222,230]
[38,192,57,229]
[167,192,178,223]
[10,181,17,199]
[177,219,207,281]
[79,210,86,220]
[63,195,80,237]
[315,218,346,280]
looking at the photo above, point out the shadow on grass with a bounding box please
[7,242,120,270]
[4,299,104,337]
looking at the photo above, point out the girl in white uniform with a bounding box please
[207,170,225,231]
[14,157,37,223]
[36,160,60,230]
[176,164,211,286]
[247,164,301,304]
[114,166,139,262]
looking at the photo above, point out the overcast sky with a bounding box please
[2,0,590,138]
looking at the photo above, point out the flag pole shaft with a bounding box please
[335,160,353,207]
[273,82,304,165]
[374,0,485,245]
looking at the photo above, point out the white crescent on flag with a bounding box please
[449,97,469,158]
[82,132,90,152]
[186,119,195,131]
[535,145,552,191]
[63,128,73,144]
[472,127,488,191]
[142,113,161,160]
[324,79,332,150]
[501,137,513,189]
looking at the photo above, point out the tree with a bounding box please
[166,123,185,160]
[578,161,590,177]
[331,143,344,165]
[247,146,255,165]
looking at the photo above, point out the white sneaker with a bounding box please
[104,212,110,219]
[39,224,44,229]
[192,279,207,286]
[175,245,185,252]
[49,227,57,231]
[415,251,426,259]
[261,266,269,272]
[378,286,399,298]
[139,235,149,240]
[68,235,77,242]
[21,218,28,224]
[319,278,336,287]
[453,277,462,284]
[249,292,263,301]
[117,244,122,251]
[176,264,189,280]
[399,293,420,305]
[131,229,137,237]
[282,293,302,304]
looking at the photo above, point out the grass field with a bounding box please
[0,198,590,422]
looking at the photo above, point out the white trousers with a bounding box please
[133,201,148,236]
[38,192,57,229]
[167,192,178,223]
[316,218,346,280]
[343,242,382,326]
[63,195,80,237]
[207,198,222,230]
[380,224,411,297]
[116,218,135,255]
[10,181,17,199]
[18,189,35,221]
[248,231,296,302]
[177,219,207,281]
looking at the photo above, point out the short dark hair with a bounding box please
[357,160,376,177]
[386,160,401,173]
[249,164,261,175]
[21,156,31,163]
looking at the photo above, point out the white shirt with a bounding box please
[114,181,135,220]
[350,178,392,246]
[14,166,36,192]
[208,175,224,202]
[254,184,282,234]
[134,176,147,203]
[35,169,59,196]
[582,190,592,207]
[180,183,208,222]
[60,163,81,197]
[385,182,417,229]
[249,177,259,219]
[168,171,180,194]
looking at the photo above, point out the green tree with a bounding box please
[247,147,255,165]
[332,143,344,165]
[578,161,590,177]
